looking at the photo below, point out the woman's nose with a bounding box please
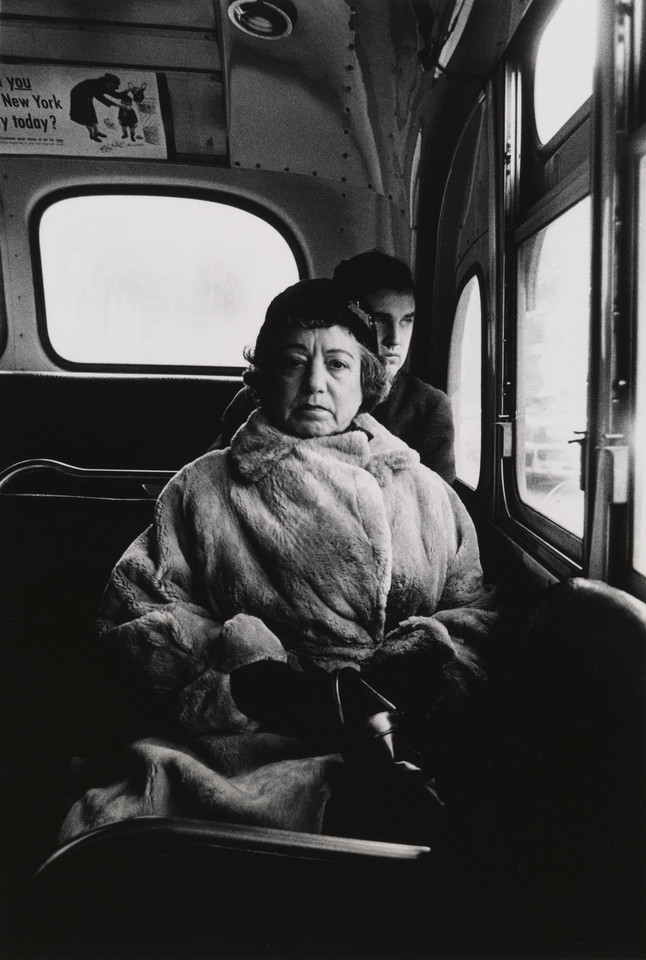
[303,357,326,393]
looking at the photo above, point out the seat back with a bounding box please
[0,464,165,892]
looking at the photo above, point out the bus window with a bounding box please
[448,274,482,489]
[516,198,590,536]
[634,155,646,577]
[534,0,597,145]
[38,194,299,369]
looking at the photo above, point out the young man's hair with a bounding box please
[333,250,415,300]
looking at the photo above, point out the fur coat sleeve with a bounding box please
[97,469,290,735]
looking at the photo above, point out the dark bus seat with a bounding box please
[459,577,646,958]
[0,462,173,897]
[21,817,433,960]
[0,373,240,475]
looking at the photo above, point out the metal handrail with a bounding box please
[34,816,431,880]
[0,458,176,492]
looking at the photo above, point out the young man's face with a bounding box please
[367,288,415,376]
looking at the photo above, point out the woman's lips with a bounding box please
[298,405,330,414]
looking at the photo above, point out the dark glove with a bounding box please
[229,659,343,746]
[334,668,428,775]
[325,670,445,845]
[363,617,485,716]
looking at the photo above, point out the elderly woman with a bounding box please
[212,252,456,483]
[60,279,495,844]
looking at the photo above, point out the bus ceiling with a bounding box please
[0,0,531,191]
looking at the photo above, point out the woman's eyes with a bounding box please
[281,356,349,371]
[282,355,307,368]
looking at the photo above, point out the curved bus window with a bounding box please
[39,195,300,368]
[516,198,590,536]
[534,0,596,145]
[448,274,482,489]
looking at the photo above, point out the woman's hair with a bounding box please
[333,250,415,301]
[243,278,390,412]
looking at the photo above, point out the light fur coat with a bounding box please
[60,411,495,843]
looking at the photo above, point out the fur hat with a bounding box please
[257,278,379,356]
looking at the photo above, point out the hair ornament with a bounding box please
[347,300,375,328]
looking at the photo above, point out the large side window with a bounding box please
[448,274,482,489]
[503,0,596,561]
[516,199,590,536]
[38,194,300,370]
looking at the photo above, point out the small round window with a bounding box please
[447,274,482,489]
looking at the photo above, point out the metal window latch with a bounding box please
[597,437,629,504]
[496,420,513,458]
[568,430,587,491]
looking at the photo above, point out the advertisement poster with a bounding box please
[0,64,167,158]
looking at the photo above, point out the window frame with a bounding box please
[497,0,595,574]
[508,188,591,560]
[624,129,646,600]
[31,185,306,375]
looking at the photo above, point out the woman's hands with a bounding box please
[363,616,486,715]
[229,660,343,747]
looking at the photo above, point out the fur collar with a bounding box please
[230,410,419,483]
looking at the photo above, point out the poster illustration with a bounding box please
[0,64,167,158]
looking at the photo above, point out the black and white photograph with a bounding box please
[0,1,644,959]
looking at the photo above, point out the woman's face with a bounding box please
[267,325,364,437]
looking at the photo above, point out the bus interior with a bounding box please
[0,0,645,957]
